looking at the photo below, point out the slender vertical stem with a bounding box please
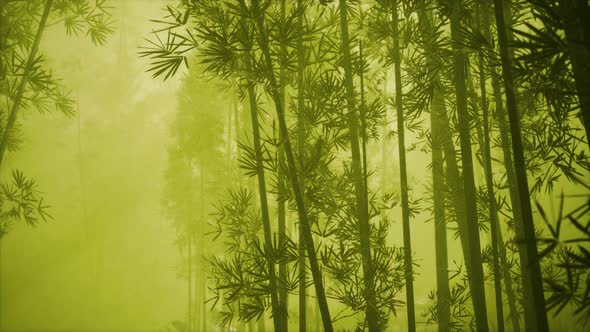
[249,1,333,330]
[480,4,528,331]
[492,0,549,330]
[0,0,53,169]
[338,1,378,330]
[243,45,282,332]
[277,2,288,330]
[415,1,452,327]
[449,0,489,330]
[358,10,368,205]
[431,94,451,332]
[390,1,416,330]
[473,14,504,327]
[296,0,307,330]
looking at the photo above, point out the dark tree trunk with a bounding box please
[278,1,289,330]
[296,1,307,331]
[478,2,521,331]
[492,0,549,330]
[449,0,489,330]
[472,43,505,332]
[560,0,590,147]
[391,1,416,330]
[242,25,283,330]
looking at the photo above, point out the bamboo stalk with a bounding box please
[249,0,333,330]
[0,0,54,169]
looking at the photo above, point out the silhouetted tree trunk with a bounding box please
[415,1,451,329]
[391,1,416,330]
[492,0,549,330]
[250,1,333,330]
[414,4,475,295]
[242,20,282,330]
[477,2,521,331]
[559,0,590,146]
[278,1,288,330]
[296,0,307,330]
[246,84,281,331]
[417,0,478,326]
[338,1,379,330]
[449,0,489,330]
[358,5,368,223]
[471,37,505,332]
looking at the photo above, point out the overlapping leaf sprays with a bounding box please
[144,0,590,331]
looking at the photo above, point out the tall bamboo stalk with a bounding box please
[472,34,505,331]
[492,0,549,330]
[415,1,451,329]
[449,0,489,330]
[478,3,527,331]
[390,1,416,330]
[0,0,53,169]
[249,0,333,330]
[296,0,307,330]
[338,1,379,330]
[414,0,475,288]
[277,1,288,330]
[240,17,282,330]
[476,2,521,331]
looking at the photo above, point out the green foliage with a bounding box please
[0,169,51,238]
[0,0,112,238]
[537,194,590,325]
[144,0,590,330]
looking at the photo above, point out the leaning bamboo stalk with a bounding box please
[249,0,334,330]
[0,0,54,169]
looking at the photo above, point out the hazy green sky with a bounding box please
[2,1,184,331]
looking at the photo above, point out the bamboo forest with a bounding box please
[1,0,590,331]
